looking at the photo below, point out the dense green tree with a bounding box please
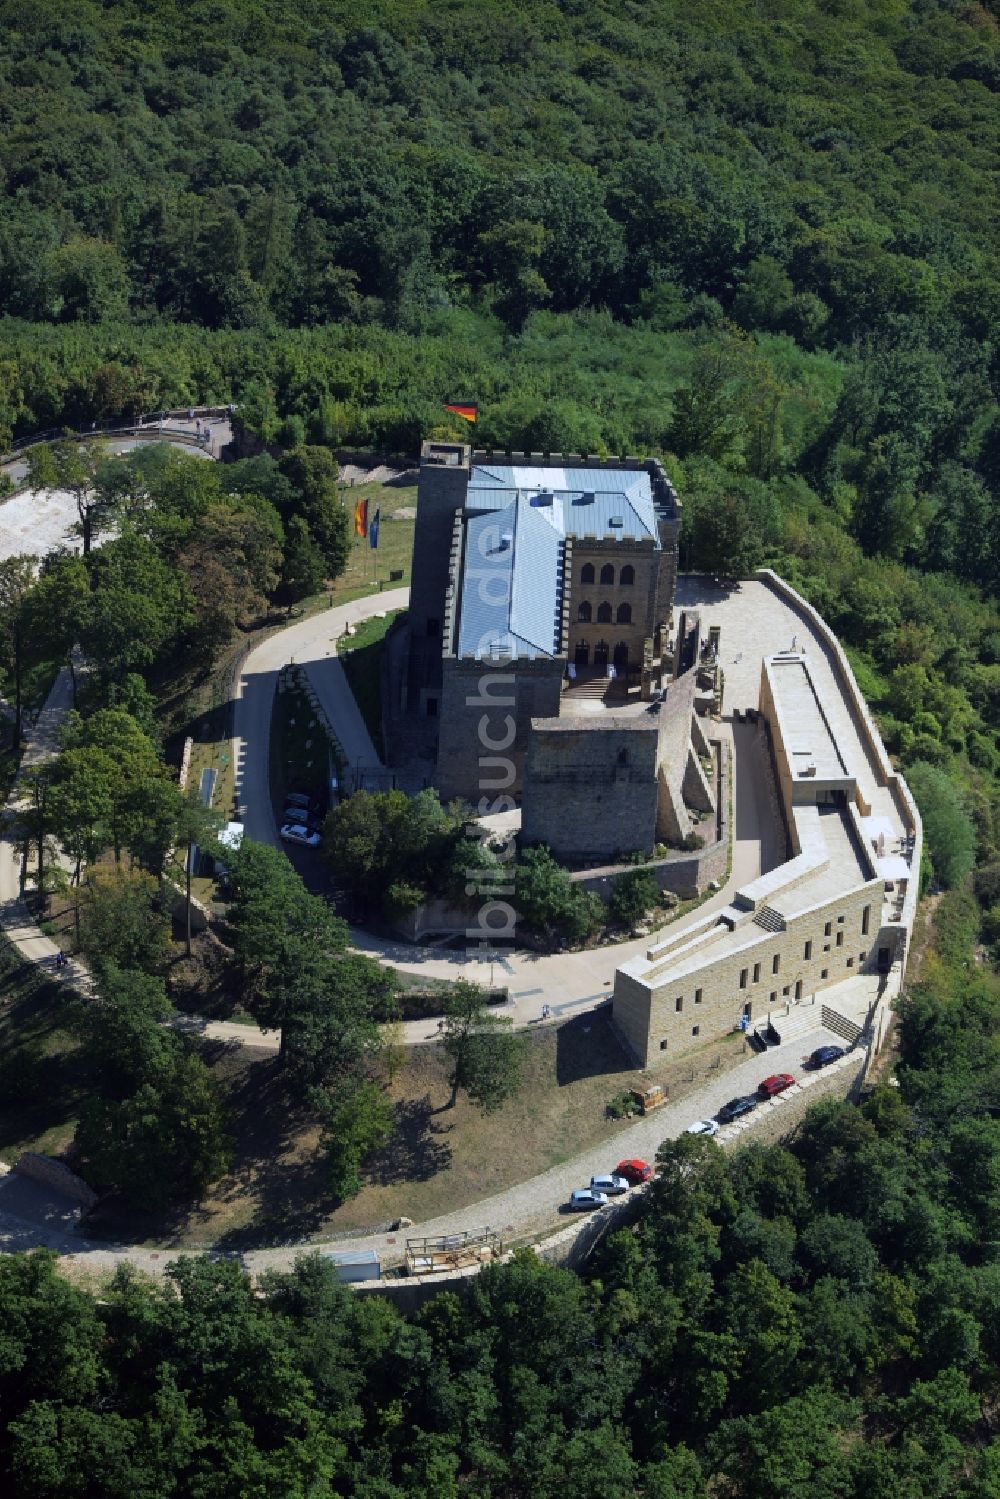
[78,869,169,976]
[76,1049,232,1211]
[0,554,39,748]
[440,979,524,1112]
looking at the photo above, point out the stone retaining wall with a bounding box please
[14,1152,97,1208]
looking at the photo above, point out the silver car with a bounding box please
[280,823,321,848]
[686,1118,720,1138]
[568,1188,608,1211]
[590,1174,629,1196]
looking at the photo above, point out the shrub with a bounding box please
[608,869,660,929]
[906,761,976,889]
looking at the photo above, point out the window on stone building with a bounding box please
[795,980,802,999]
[616,602,632,624]
[739,968,748,988]
[753,962,761,983]
[772,953,780,974]
[824,921,832,936]
[695,988,702,1004]
[577,601,592,622]
[804,940,812,960]
[823,943,830,952]
[427,617,440,637]
[860,951,867,963]
[862,905,871,935]
[659,1038,668,1051]
[621,564,635,585]
[837,914,845,923]
[675,995,683,1013]
[770,990,777,1003]
[597,601,612,623]
[836,931,844,947]
[847,957,854,967]
[782,985,790,996]
[600,563,614,584]
[692,1025,700,1037]
[581,563,595,583]
[821,968,828,979]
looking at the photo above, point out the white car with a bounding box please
[568,1188,608,1211]
[590,1174,630,1196]
[686,1118,720,1138]
[280,823,321,848]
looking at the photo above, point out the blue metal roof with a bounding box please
[456,496,563,660]
[467,462,659,544]
[455,461,659,660]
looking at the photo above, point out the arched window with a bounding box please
[616,602,632,624]
[600,563,614,585]
[577,600,592,623]
[597,601,612,623]
[620,564,635,586]
[580,562,595,584]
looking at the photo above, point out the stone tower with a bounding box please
[406,441,471,711]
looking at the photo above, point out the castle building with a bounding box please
[613,650,915,1065]
[384,442,718,863]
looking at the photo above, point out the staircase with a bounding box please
[821,1004,863,1046]
[759,1004,821,1047]
[752,904,786,933]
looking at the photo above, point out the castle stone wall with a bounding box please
[521,716,661,862]
[435,656,564,806]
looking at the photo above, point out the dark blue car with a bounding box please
[808,1044,847,1069]
[717,1094,758,1124]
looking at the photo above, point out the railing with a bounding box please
[3,404,235,459]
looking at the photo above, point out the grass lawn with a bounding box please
[339,609,404,755]
[89,1011,750,1250]
[334,484,415,601]
[0,933,85,1163]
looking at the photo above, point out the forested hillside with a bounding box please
[2,2,1000,1494]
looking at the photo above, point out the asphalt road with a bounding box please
[233,588,410,847]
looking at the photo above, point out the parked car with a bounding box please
[590,1174,629,1196]
[758,1072,796,1099]
[717,1094,758,1123]
[568,1188,608,1211]
[686,1118,720,1137]
[280,823,322,848]
[615,1158,653,1185]
[808,1044,847,1069]
[283,805,322,833]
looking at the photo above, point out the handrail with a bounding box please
[3,404,235,459]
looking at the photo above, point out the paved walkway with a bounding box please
[0,419,228,561]
[233,588,409,848]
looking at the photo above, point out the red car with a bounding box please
[615,1158,653,1185]
[758,1073,796,1099]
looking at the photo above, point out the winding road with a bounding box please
[0,430,879,1276]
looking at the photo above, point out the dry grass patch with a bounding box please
[92,1009,753,1250]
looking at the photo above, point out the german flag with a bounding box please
[354,497,369,538]
[444,402,478,423]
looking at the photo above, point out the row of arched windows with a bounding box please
[578,601,631,624]
[580,562,634,586]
